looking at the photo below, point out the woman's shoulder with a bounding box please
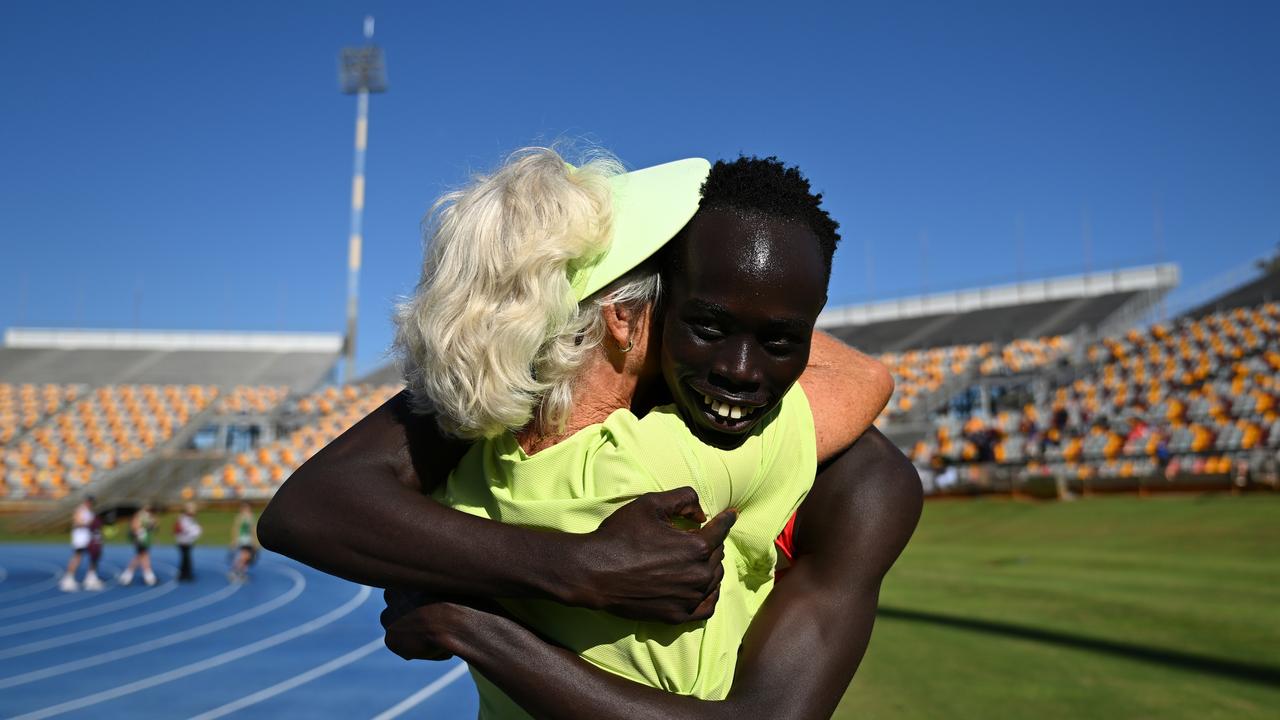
[599,408,703,476]
[604,405,684,443]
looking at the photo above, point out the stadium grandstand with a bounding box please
[851,260,1280,496]
[3,258,1278,519]
[0,329,341,517]
[819,264,1179,423]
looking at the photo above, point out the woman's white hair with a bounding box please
[394,147,661,439]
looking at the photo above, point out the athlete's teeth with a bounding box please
[700,393,758,420]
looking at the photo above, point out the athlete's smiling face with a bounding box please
[660,208,828,449]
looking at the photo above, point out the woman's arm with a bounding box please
[258,391,736,623]
[387,429,923,720]
[800,331,893,462]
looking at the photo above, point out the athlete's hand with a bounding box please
[381,588,455,662]
[567,487,737,624]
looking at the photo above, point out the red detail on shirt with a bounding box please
[774,511,798,565]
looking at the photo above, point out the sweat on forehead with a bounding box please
[660,207,830,288]
[661,210,830,302]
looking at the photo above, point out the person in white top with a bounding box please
[174,502,202,581]
[60,495,103,592]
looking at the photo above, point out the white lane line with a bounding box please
[0,562,63,603]
[0,580,243,661]
[0,564,124,620]
[0,565,178,637]
[0,590,95,619]
[0,566,305,689]
[187,636,386,720]
[370,662,472,720]
[9,583,372,720]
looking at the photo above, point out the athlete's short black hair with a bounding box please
[657,156,841,286]
[698,156,841,276]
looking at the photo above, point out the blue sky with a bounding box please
[2,1,1277,374]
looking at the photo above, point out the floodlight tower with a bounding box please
[338,16,387,382]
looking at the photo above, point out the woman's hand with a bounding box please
[567,487,737,624]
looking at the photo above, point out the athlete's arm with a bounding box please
[801,330,893,462]
[258,391,735,623]
[388,429,923,720]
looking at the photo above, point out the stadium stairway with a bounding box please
[891,357,985,426]
[1026,297,1096,340]
[102,389,303,505]
[885,314,959,353]
[111,454,228,504]
[12,397,222,531]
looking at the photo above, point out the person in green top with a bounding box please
[118,502,158,586]
[229,501,257,583]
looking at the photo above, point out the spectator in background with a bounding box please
[228,502,257,583]
[1155,431,1172,477]
[1018,413,1037,438]
[1261,450,1280,490]
[60,495,103,592]
[936,459,959,491]
[174,502,202,582]
[119,502,158,586]
[1052,405,1069,433]
[1233,457,1252,491]
[86,506,105,589]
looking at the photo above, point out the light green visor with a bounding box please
[568,158,711,302]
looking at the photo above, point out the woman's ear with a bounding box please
[601,302,642,351]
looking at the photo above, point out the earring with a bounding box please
[618,339,634,353]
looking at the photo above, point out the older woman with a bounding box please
[392,148,871,715]
[260,151,919,718]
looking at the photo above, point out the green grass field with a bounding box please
[837,493,1280,719]
[5,494,1277,717]
[0,508,254,547]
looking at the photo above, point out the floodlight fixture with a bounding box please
[338,16,387,382]
[339,47,388,95]
[339,16,388,95]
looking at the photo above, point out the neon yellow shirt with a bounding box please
[434,383,816,718]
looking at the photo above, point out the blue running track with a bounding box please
[0,545,479,719]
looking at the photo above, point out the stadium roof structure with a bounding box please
[818,264,1180,353]
[353,361,402,386]
[0,328,342,388]
[1181,264,1280,320]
